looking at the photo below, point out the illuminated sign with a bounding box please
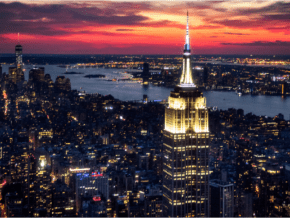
[92,172,103,177]
[93,196,101,201]
[69,168,90,172]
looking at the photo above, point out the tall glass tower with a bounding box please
[14,35,24,82]
[15,44,23,70]
[162,12,210,217]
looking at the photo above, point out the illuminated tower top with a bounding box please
[162,11,209,218]
[15,33,23,69]
[179,11,195,87]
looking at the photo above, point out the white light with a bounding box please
[178,83,196,88]
[40,160,45,168]
[69,168,90,172]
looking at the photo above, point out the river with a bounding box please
[1,64,290,118]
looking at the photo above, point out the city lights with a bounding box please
[0,1,289,217]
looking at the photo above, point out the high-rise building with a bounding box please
[8,67,18,84]
[203,65,208,86]
[0,64,2,79]
[8,44,24,83]
[162,12,210,217]
[210,180,234,217]
[55,76,71,94]
[29,67,45,82]
[75,172,109,212]
[16,43,24,82]
[143,63,149,85]
[15,44,23,70]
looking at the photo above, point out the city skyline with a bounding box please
[1,4,290,217]
[0,0,290,55]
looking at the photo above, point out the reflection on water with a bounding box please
[142,85,149,91]
[1,64,290,118]
[203,91,289,118]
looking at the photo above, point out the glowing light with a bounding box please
[93,196,101,201]
[40,160,45,168]
[179,13,195,87]
[92,172,103,177]
[0,180,7,187]
[165,96,208,134]
[3,90,7,99]
[69,168,90,172]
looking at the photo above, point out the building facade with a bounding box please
[210,180,234,217]
[75,172,109,212]
[162,12,210,217]
[8,44,24,84]
[15,44,23,70]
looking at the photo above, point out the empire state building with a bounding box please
[162,12,210,217]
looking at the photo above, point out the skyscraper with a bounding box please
[8,43,24,83]
[162,12,210,217]
[15,43,23,70]
[210,180,234,217]
[143,62,150,85]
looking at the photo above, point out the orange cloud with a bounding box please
[0,1,289,54]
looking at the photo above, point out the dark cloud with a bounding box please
[102,1,227,17]
[0,2,179,36]
[236,1,290,15]
[191,25,223,30]
[209,18,288,31]
[223,32,250,35]
[106,2,154,11]
[116,29,134,31]
[221,40,290,46]
[262,14,290,21]
[202,1,290,32]
[266,26,290,31]
[185,1,225,10]
[91,31,135,36]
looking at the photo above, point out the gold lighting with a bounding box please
[165,95,208,133]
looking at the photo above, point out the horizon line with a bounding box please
[1,53,289,56]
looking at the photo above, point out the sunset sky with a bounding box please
[0,0,290,55]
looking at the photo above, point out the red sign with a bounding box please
[93,196,101,202]
[92,172,103,177]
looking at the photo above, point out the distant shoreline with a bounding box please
[63,72,84,75]
[84,74,105,78]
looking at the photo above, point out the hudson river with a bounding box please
[2,65,290,118]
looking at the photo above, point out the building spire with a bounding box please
[184,10,190,52]
[186,11,189,47]
[179,11,195,87]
